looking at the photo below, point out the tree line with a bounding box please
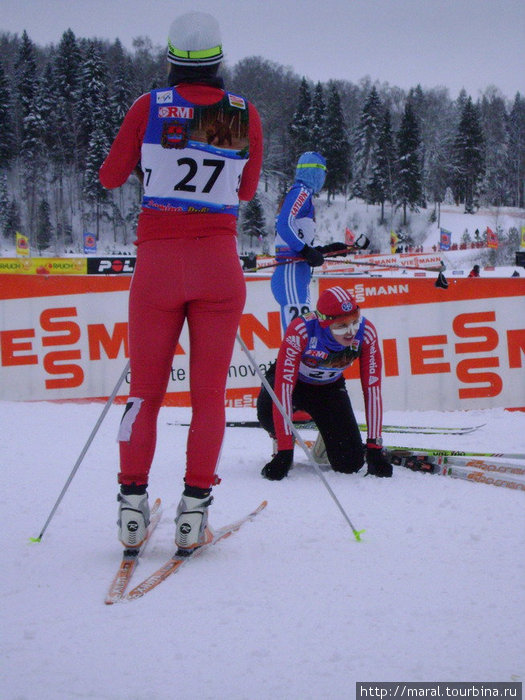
[0,29,524,253]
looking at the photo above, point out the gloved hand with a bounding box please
[366,442,393,477]
[261,450,294,480]
[300,244,325,267]
[315,242,348,256]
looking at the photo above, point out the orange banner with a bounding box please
[1,274,524,411]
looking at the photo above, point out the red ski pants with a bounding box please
[118,235,246,490]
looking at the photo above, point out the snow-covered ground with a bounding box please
[2,195,524,698]
[2,400,524,699]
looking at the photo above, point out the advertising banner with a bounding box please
[1,274,524,411]
[0,258,87,275]
[319,251,445,275]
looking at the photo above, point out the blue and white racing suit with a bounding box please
[271,182,318,330]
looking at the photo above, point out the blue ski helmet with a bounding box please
[295,151,327,193]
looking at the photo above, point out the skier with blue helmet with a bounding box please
[271,151,343,330]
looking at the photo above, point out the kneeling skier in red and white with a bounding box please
[257,286,393,479]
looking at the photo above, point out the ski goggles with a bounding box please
[296,162,327,171]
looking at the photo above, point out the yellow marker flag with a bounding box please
[486,227,498,249]
[520,226,525,250]
[390,230,399,254]
[16,232,30,256]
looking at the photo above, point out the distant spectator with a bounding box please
[241,252,257,271]
[468,264,480,278]
[512,270,520,277]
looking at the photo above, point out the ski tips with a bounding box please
[353,529,366,542]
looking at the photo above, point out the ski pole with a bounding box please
[321,256,449,289]
[30,360,130,543]
[323,257,446,273]
[256,234,370,271]
[235,334,365,542]
[256,248,355,272]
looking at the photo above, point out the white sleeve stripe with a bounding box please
[366,385,382,437]
[281,384,294,436]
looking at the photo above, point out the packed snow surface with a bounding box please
[2,401,524,699]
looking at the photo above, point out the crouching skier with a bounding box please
[257,286,393,480]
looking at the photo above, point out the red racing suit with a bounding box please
[99,82,263,490]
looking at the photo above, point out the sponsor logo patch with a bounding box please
[228,94,246,109]
[161,120,189,149]
[291,189,308,216]
[158,106,194,119]
[156,90,173,104]
[286,334,303,352]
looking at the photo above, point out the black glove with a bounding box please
[316,242,348,256]
[300,244,325,267]
[261,450,294,481]
[366,443,393,477]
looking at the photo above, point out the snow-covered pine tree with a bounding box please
[108,39,134,138]
[323,81,350,203]
[20,106,47,239]
[52,29,82,168]
[309,82,326,154]
[129,36,164,95]
[480,88,510,207]
[407,86,426,207]
[453,96,485,213]
[0,171,9,237]
[5,199,22,243]
[83,125,111,240]
[241,193,266,248]
[76,42,113,240]
[418,88,455,219]
[14,31,37,147]
[36,198,53,251]
[508,93,525,208]
[106,39,136,246]
[351,86,383,200]
[396,100,423,225]
[0,62,14,165]
[289,77,312,166]
[48,30,84,247]
[76,41,110,168]
[369,107,395,223]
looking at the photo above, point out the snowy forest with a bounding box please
[0,28,524,254]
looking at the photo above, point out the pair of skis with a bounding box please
[302,434,525,492]
[388,448,525,492]
[168,420,485,436]
[105,500,267,604]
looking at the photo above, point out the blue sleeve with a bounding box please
[275,184,313,252]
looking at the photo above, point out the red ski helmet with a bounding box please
[316,286,359,327]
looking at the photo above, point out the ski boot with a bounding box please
[117,487,150,548]
[175,486,213,556]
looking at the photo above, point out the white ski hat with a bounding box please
[167,12,223,67]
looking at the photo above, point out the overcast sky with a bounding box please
[2,0,524,99]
